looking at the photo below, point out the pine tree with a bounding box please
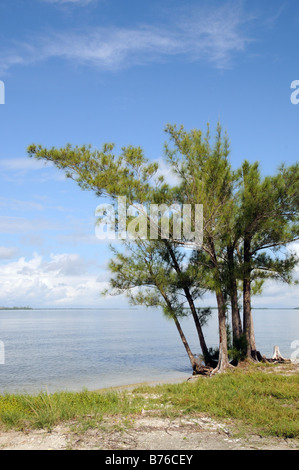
[104,239,211,373]
[235,161,299,359]
[163,123,236,372]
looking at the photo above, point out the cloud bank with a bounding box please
[0,253,113,308]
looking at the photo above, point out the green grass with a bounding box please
[0,365,298,438]
[133,366,299,438]
[0,389,145,431]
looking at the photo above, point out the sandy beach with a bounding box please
[0,365,298,451]
[0,412,298,450]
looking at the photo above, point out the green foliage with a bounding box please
[27,143,160,203]
[229,334,248,363]
[27,123,299,366]
[207,326,247,363]
[196,307,212,327]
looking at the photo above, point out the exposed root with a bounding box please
[192,365,214,376]
[211,362,235,375]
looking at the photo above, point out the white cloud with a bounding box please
[0,246,297,309]
[41,253,88,276]
[0,158,46,171]
[0,253,115,308]
[250,242,299,308]
[251,280,299,308]
[153,158,182,186]
[288,241,299,274]
[0,3,252,73]
[0,216,62,234]
[0,157,66,185]
[0,246,18,260]
[288,241,299,258]
[0,196,44,213]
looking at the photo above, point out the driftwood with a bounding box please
[262,345,291,364]
[272,345,285,361]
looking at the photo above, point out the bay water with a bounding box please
[0,308,298,394]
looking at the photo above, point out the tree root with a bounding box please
[211,362,235,375]
[190,346,291,377]
[192,365,214,376]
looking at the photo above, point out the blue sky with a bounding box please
[0,0,298,308]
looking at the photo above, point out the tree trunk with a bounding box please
[173,317,203,373]
[227,246,243,345]
[229,263,242,345]
[243,236,261,360]
[212,291,231,374]
[249,310,261,360]
[183,287,212,366]
[165,242,212,366]
[159,287,205,374]
[243,236,253,358]
[231,287,242,344]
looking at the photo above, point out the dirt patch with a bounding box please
[0,414,297,450]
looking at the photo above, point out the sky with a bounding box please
[0,0,298,308]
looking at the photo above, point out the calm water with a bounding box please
[0,308,298,394]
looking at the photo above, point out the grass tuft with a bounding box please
[0,365,298,438]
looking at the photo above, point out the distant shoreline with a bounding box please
[0,307,297,311]
[0,307,33,310]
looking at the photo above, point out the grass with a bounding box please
[0,364,298,439]
[133,364,299,438]
[0,389,145,431]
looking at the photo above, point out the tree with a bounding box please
[234,161,299,359]
[163,123,237,372]
[104,238,212,373]
[28,138,214,371]
[27,124,299,372]
[28,124,237,373]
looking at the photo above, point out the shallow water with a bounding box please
[0,308,297,393]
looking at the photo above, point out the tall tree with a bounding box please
[104,239,211,373]
[235,161,299,359]
[28,126,299,370]
[28,138,212,367]
[164,123,237,372]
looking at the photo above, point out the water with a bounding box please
[0,308,298,394]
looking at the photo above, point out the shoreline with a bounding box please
[0,373,192,396]
[2,361,298,396]
[0,363,297,450]
[94,374,192,393]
